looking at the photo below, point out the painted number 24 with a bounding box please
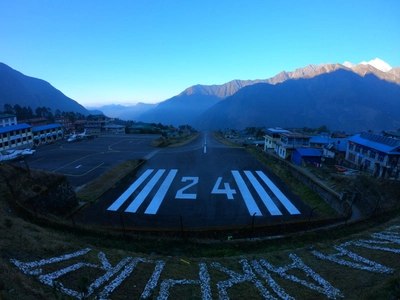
[175,177,236,200]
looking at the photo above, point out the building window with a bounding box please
[364,160,371,168]
[370,152,376,159]
[355,146,361,153]
[348,153,356,162]
[378,155,385,162]
[349,144,354,151]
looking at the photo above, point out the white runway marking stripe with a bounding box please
[244,171,282,216]
[107,169,154,211]
[231,170,262,216]
[256,171,301,215]
[125,169,166,213]
[144,169,178,215]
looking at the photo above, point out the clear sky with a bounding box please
[1,0,399,107]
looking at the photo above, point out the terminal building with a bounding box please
[0,123,33,152]
[0,113,64,152]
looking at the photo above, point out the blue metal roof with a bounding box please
[349,133,400,154]
[294,148,322,156]
[0,123,31,134]
[310,136,330,144]
[32,123,63,132]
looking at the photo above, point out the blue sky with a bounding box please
[1,0,399,107]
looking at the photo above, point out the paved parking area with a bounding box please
[22,134,161,188]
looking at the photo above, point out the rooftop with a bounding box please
[349,133,400,154]
[32,123,63,132]
[0,123,31,134]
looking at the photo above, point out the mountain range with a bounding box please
[194,69,400,132]
[1,59,399,132]
[135,58,400,131]
[0,63,88,115]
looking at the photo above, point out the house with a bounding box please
[24,117,48,127]
[85,114,113,134]
[103,124,125,134]
[292,148,322,166]
[322,139,348,160]
[73,120,87,132]
[127,122,155,133]
[309,135,331,149]
[382,130,400,139]
[54,116,73,131]
[0,114,17,127]
[275,132,311,159]
[32,123,63,146]
[0,123,33,152]
[263,127,290,151]
[345,132,400,178]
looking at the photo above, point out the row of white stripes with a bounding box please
[107,169,300,216]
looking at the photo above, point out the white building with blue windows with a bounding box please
[0,123,33,152]
[346,132,400,178]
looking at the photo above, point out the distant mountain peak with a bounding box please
[360,58,392,72]
[343,58,392,72]
[343,61,356,68]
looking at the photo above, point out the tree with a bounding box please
[255,127,266,138]
[245,127,256,134]
[13,104,22,117]
[27,106,34,119]
[35,107,43,117]
[3,103,13,114]
[317,125,328,134]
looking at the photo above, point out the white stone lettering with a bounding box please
[312,243,393,274]
[97,258,165,300]
[256,254,343,299]
[10,248,91,276]
[251,260,294,300]
[211,259,270,299]
[157,263,211,300]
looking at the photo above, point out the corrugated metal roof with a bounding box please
[349,133,400,154]
[310,136,330,144]
[294,148,322,156]
[32,123,63,132]
[360,132,399,146]
[0,123,31,134]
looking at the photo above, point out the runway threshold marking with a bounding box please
[244,171,282,216]
[144,169,178,214]
[231,170,263,216]
[107,169,301,217]
[107,169,154,211]
[125,169,165,213]
[256,171,301,215]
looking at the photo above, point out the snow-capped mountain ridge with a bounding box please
[343,58,392,72]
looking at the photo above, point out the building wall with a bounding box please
[32,125,64,146]
[0,115,17,128]
[0,126,33,151]
[346,142,387,172]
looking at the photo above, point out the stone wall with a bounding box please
[26,175,78,216]
[265,152,349,216]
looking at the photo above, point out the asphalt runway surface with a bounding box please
[20,133,312,229]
